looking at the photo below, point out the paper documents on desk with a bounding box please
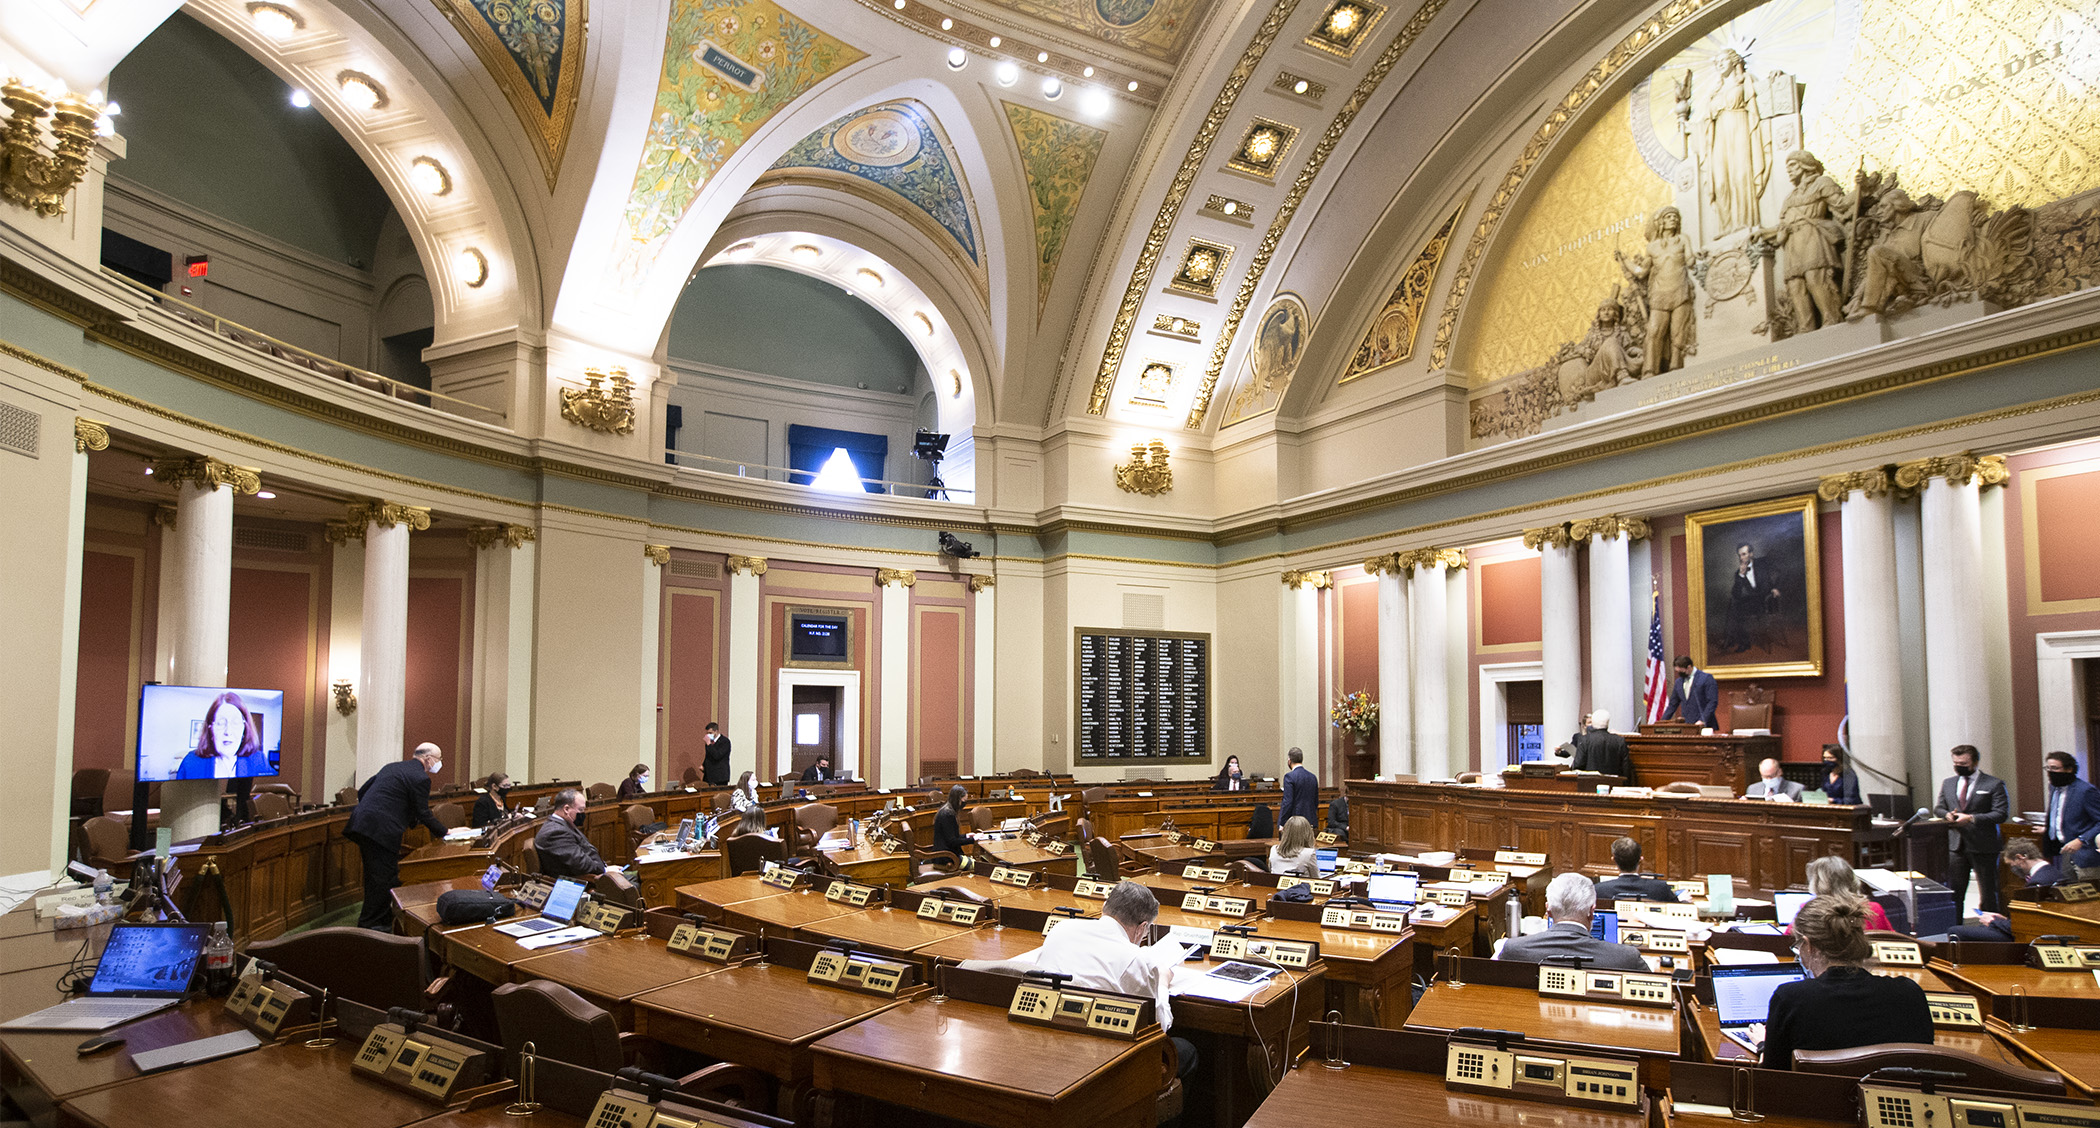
[516,925,599,950]
[444,828,481,841]
[1708,947,1782,965]
[1171,962,1275,1003]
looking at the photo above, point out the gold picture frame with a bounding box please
[1685,493,1823,679]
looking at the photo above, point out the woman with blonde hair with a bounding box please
[1758,894,1930,1068]
[1802,855,1892,932]
[1268,816,1318,877]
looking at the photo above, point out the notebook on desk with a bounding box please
[493,877,585,937]
[0,922,209,1031]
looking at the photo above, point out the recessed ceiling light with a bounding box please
[856,267,885,289]
[1037,51,1050,63]
[791,243,823,261]
[988,35,1001,47]
[1042,77,1062,99]
[336,70,388,111]
[913,311,935,336]
[143,467,154,476]
[1081,87,1111,117]
[995,60,1019,86]
[1083,65,1095,77]
[247,2,304,40]
[288,88,311,109]
[455,246,488,287]
[947,47,967,69]
[940,17,952,29]
[1294,79,1310,94]
[894,0,905,7]
[409,155,452,196]
[1127,80,1139,92]
[256,491,277,499]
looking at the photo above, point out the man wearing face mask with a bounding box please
[1946,840,2064,940]
[534,787,609,880]
[1935,744,2010,917]
[345,743,450,930]
[2040,752,2100,870]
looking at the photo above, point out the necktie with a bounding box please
[1959,777,1971,810]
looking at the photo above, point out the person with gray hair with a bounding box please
[344,742,449,930]
[1034,879,1198,1078]
[1495,872,1647,971]
[1571,711,1632,781]
[534,786,608,880]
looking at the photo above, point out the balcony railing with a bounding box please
[667,449,973,501]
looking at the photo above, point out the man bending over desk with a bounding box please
[1496,872,1648,971]
[1035,880,1198,1080]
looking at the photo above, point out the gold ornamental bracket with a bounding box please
[1522,524,1573,551]
[1282,569,1332,589]
[330,679,357,716]
[1408,547,1468,572]
[876,568,916,588]
[643,544,670,566]
[725,555,768,576]
[1114,439,1173,496]
[1361,552,1404,575]
[345,500,432,531]
[152,456,262,496]
[967,574,995,592]
[558,367,637,435]
[1893,453,2008,493]
[1,81,98,217]
[1816,468,1893,502]
[322,521,363,546]
[73,418,108,453]
[1568,515,1650,543]
[467,523,536,550]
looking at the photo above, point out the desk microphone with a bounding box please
[1897,807,1934,828]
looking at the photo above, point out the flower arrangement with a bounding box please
[1329,690,1378,736]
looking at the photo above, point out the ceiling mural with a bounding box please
[430,0,587,188]
[1221,292,1306,425]
[613,0,865,289]
[1342,198,1465,382]
[986,0,1219,64]
[1001,101,1108,315]
[765,99,984,272]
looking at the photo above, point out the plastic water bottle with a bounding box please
[92,869,112,905]
[203,922,235,996]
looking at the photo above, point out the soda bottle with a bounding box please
[203,921,235,996]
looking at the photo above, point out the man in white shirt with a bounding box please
[1033,880,1197,1078]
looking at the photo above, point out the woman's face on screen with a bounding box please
[209,707,246,755]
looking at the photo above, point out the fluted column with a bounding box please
[877,569,915,789]
[725,556,765,782]
[1819,469,1906,797]
[1282,570,1330,773]
[156,456,261,840]
[338,501,429,782]
[1574,516,1649,732]
[1366,554,1412,778]
[468,524,536,786]
[1900,454,2008,771]
[1409,549,1466,778]
[1527,525,1582,739]
[642,545,669,769]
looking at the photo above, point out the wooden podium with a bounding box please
[1629,724,1779,791]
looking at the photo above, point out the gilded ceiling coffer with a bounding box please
[560,366,637,435]
[1,81,98,217]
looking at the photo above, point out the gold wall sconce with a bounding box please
[331,679,358,715]
[1,81,99,217]
[1115,439,1173,496]
[559,366,637,435]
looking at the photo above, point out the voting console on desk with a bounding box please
[350,1018,497,1104]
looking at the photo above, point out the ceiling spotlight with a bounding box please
[1042,77,1062,99]
[1083,65,1095,77]
[856,267,885,289]
[455,246,488,287]
[288,88,312,109]
[893,0,905,7]
[1127,80,1139,92]
[256,491,277,500]
[940,17,952,29]
[409,155,452,196]
[988,35,1001,47]
[913,311,935,336]
[1037,51,1050,63]
[1081,87,1111,117]
[143,467,154,476]
[247,2,304,40]
[337,70,387,110]
[722,240,757,258]
[995,60,1019,86]
[1294,79,1310,94]
[1222,201,1238,215]
[791,243,822,261]
[947,46,967,69]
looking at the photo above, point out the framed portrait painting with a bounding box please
[1685,493,1824,678]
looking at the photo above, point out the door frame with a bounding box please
[1478,661,1544,774]
[776,668,860,779]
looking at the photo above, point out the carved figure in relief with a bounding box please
[1765,150,1855,332]
[1701,50,1771,234]
[1856,187,1934,314]
[1617,206,1698,375]
[1560,290,1636,404]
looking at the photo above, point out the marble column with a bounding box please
[47,421,103,871]
[157,456,261,840]
[970,575,996,774]
[1575,516,1649,732]
[1281,571,1329,776]
[322,529,364,797]
[1819,469,1907,796]
[344,501,429,782]
[1409,549,1465,778]
[468,524,536,786]
[642,545,668,769]
[1900,454,2008,771]
[725,556,765,782]
[877,569,915,789]
[1527,525,1582,740]
[1367,554,1412,779]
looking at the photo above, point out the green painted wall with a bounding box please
[108,12,393,267]
[667,264,929,394]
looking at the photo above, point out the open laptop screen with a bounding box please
[1365,872,1419,908]
[540,878,586,924]
[1710,964,1806,1026]
[1772,891,1813,926]
[89,923,210,996]
[1589,910,1618,944]
[1315,848,1340,876]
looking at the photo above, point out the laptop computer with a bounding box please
[1710,963,1806,1054]
[1772,890,1813,926]
[1314,848,1340,876]
[493,877,586,938]
[1364,872,1420,912]
[1589,909,1619,944]
[1,921,209,1031]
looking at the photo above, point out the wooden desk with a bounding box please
[811,995,1163,1128]
[1406,981,1679,1086]
[634,963,919,1119]
[820,844,909,887]
[1243,918,1415,1027]
[1684,984,2021,1067]
[716,889,869,938]
[389,876,483,938]
[0,997,252,1125]
[56,1041,445,1128]
[1170,958,1323,1128]
[1988,1017,2100,1098]
[1932,961,2100,1001]
[402,1109,582,1128]
[1244,1056,1646,1128]
[514,933,719,1026]
[0,967,70,1024]
[631,851,725,907]
[431,920,605,986]
[916,925,1053,967]
[1136,872,1261,900]
[2009,901,2100,943]
[0,924,113,976]
[798,907,986,971]
[1626,733,1778,790]
[675,876,788,916]
[916,876,1099,918]
[972,839,1078,877]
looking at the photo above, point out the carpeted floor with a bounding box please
[279,903,362,935]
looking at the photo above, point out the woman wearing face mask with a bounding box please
[472,772,513,828]
[730,771,763,819]
[1818,744,1862,805]
[618,763,652,800]
[174,691,275,780]
[1753,893,1931,1068]
[1212,756,1247,792]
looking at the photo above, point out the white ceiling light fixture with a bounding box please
[1041,77,1062,99]
[1083,65,1095,77]
[1081,87,1111,117]
[946,46,967,69]
[1037,51,1050,62]
[856,267,886,289]
[995,60,1019,86]
[336,70,388,111]
[1126,80,1139,92]
[791,243,823,262]
[940,17,953,29]
[246,2,304,40]
[409,155,452,196]
[454,246,488,287]
[288,88,312,109]
[256,491,277,500]
[988,35,1001,47]
[913,311,935,336]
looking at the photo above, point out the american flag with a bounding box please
[1641,582,1668,724]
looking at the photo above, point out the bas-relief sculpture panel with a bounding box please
[978,0,1218,64]
[766,99,985,273]
[1222,293,1307,425]
[614,0,866,290]
[1458,0,2100,444]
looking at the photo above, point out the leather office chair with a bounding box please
[1247,804,1274,839]
[586,782,616,801]
[1231,859,1266,883]
[724,832,786,876]
[1076,817,1095,842]
[1792,1044,2063,1094]
[1725,684,1776,733]
[623,804,657,850]
[1009,768,1040,778]
[251,792,293,821]
[70,768,109,820]
[103,769,138,817]
[430,802,468,830]
[80,816,134,879]
[903,821,963,882]
[1454,771,1483,784]
[253,782,299,806]
[521,842,541,874]
[1084,837,1123,883]
[969,805,997,833]
[682,765,703,786]
[794,803,840,838]
[1081,786,1112,809]
[335,786,359,807]
[1657,780,1706,795]
[247,927,432,1013]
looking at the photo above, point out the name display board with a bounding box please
[1075,629,1211,761]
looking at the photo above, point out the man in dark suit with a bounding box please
[1935,744,2011,916]
[1720,541,1782,654]
[800,755,835,783]
[534,787,608,880]
[1745,758,1805,801]
[2040,751,2100,870]
[1570,711,1632,781]
[1279,748,1318,827]
[1496,872,1647,971]
[1594,837,1677,903]
[1663,656,1720,728]
[344,743,448,931]
[702,722,732,786]
[1947,839,2062,940]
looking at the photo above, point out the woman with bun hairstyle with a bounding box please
[1758,893,1932,1068]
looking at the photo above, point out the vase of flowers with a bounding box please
[1330,691,1378,750]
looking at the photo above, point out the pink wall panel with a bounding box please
[662,588,721,782]
[405,576,469,788]
[74,550,142,776]
[913,608,964,779]
[1479,557,1543,646]
[227,566,318,796]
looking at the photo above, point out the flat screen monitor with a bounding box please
[790,614,849,661]
[1590,909,1619,944]
[1365,872,1420,908]
[135,684,284,783]
[1772,890,1814,926]
[1710,963,1806,1026]
[540,878,586,924]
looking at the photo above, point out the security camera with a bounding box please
[939,531,979,558]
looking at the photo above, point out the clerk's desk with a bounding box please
[1403,957,1681,1088]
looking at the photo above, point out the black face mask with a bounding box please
[2049,770,2076,788]
[1822,759,1838,770]
[1954,764,1975,778]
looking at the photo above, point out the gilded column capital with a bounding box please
[1816,468,1892,502]
[153,456,261,495]
[1361,552,1403,576]
[1402,547,1468,572]
[1569,515,1649,543]
[1282,569,1332,590]
[643,544,670,566]
[725,555,768,576]
[1893,453,2009,491]
[468,523,535,550]
[967,574,995,592]
[152,505,177,529]
[1522,524,1573,550]
[73,418,108,454]
[346,500,431,531]
[322,521,362,545]
[876,568,917,588]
